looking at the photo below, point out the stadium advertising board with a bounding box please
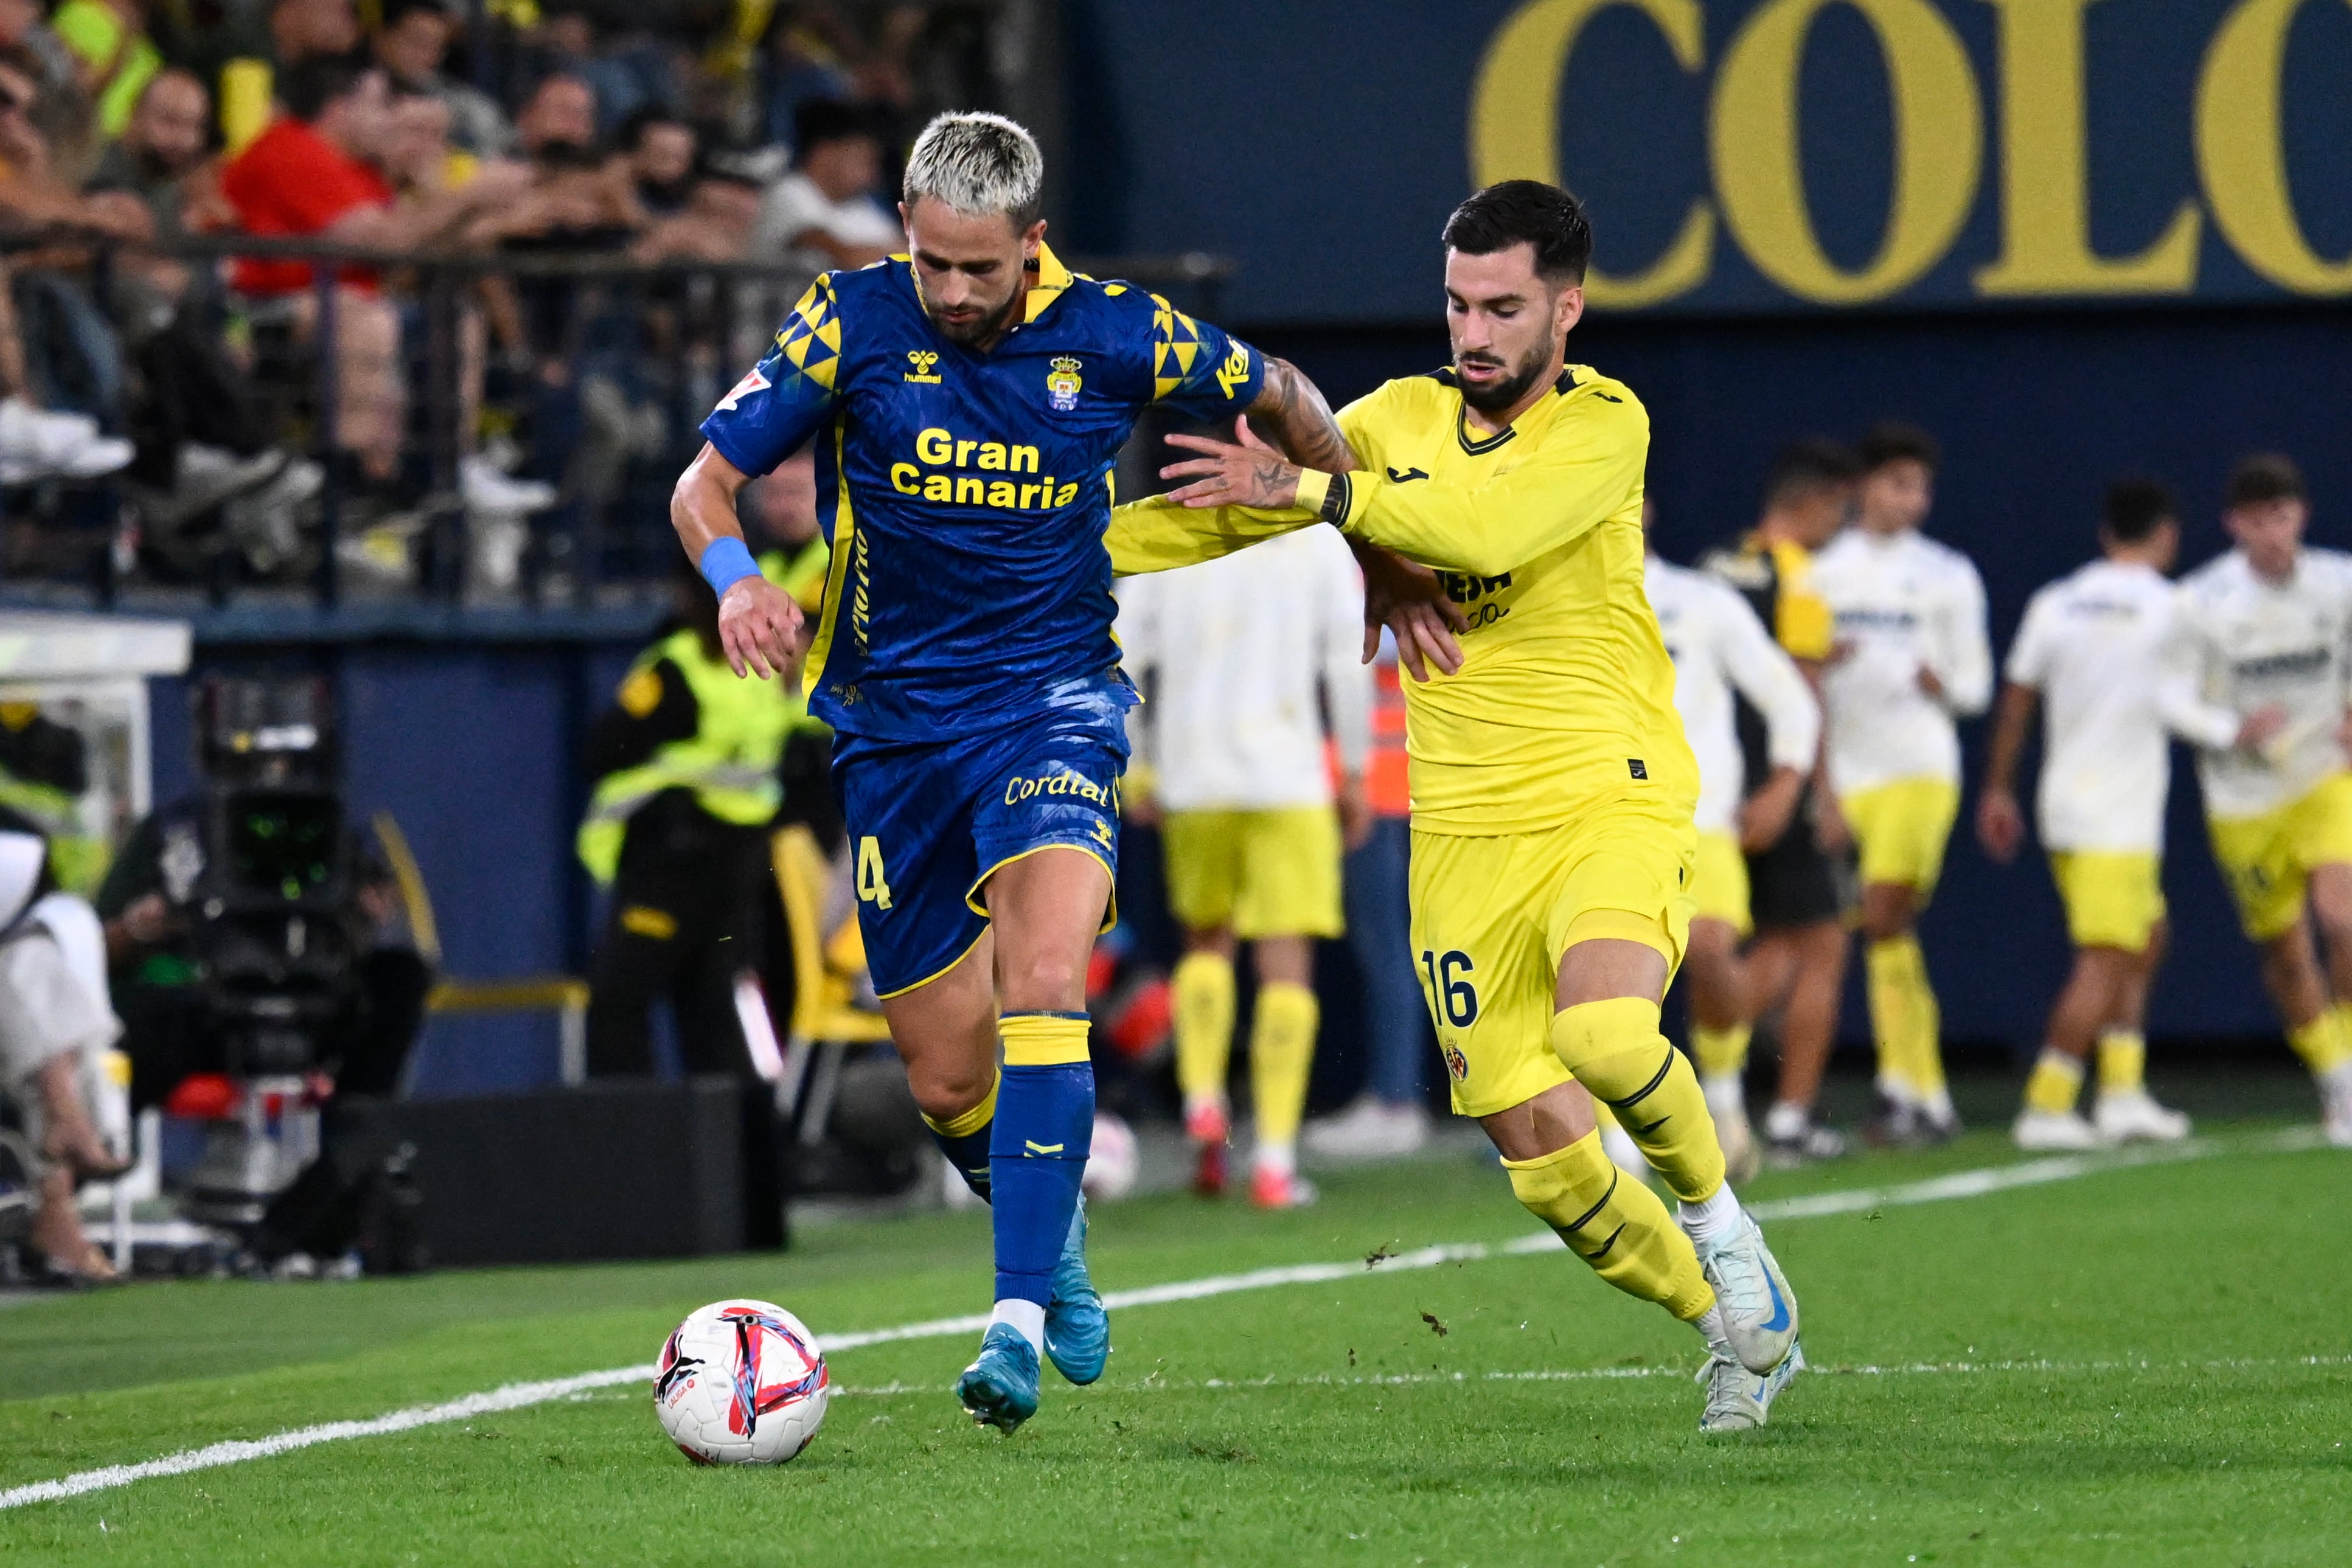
[1065,0,2352,321]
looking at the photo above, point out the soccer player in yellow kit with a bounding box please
[1110,181,1804,1432]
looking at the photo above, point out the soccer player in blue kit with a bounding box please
[670,112,1458,1432]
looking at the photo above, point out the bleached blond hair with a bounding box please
[902,111,1044,231]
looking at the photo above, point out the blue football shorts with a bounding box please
[829,697,1127,997]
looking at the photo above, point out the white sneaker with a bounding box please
[1302,1097,1428,1161]
[0,398,130,481]
[1689,1212,1799,1375]
[2093,1091,2191,1143]
[461,453,557,514]
[2322,1064,2352,1148]
[1697,1336,1804,1432]
[2013,1108,2104,1151]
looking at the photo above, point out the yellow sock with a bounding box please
[1504,1132,1714,1321]
[1865,936,1922,1099]
[2023,1049,2086,1115]
[1691,1021,1752,1083]
[1248,980,1318,1153]
[1172,951,1236,1106]
[2096,1030,2146,1095]
[1914,951,1949,1100]
[1549,997,1725,1204]
[2328,1005,2352,1073]
[2288,1011,2352,1075]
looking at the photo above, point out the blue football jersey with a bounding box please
[700,245,1267,740]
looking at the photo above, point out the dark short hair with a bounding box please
[280,58,371,122]
[1764,439,1860,510]
[618,103,691,153]
[1442,179,1593,286]
[1858,420,1940,474]
[381,0,454,29]
[794,97,877,158]
[2227,452,2306,509]
[2102,476,2177,543]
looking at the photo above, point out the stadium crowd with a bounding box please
[0,0,973,591]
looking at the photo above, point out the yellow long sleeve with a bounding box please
[1103,494,1318,577]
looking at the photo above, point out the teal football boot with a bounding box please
[956,1322,1042,1432]
[1043,1196,1109,1384]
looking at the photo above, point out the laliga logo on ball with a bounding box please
[654,1300,830,1465]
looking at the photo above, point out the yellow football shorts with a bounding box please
[1408,794,1696,1119]
[2047,850,2166,952]
[1842,776,1960,897]
[1162,804,1345,939]
[1691,829,1752,937]
[2207,774,2352,942]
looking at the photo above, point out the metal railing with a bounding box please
[0,229,1234,624]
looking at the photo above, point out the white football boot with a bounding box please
[2322,1063,2352,1148]
[2092,1090,2191,1143]
[1696,1336,1805,1432]
[1689,1211,1800,1375]
[2012,1108,2103,1151]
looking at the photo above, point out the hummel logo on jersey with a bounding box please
[1386,466,1428,483]
[715,366,770,412]
[905,350,941,384]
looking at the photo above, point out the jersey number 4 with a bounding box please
[1419,948,1478,1027]
[856,837,894,910]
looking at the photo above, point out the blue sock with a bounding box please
[990,1013,1094,1306]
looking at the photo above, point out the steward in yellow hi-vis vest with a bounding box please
[577,571,795,1078]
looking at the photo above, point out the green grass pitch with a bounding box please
[1,1120,2345,1566]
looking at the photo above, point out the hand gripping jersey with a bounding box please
[2003,558,2180,853]
[1115,527,1371,811]
[1645,555,1819,837]
[1810,527,1992,795]
[1109,365,1691,835]
[2162,548,2352,820]
[699,246,1265,740]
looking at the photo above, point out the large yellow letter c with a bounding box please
[1469,0,1714,310]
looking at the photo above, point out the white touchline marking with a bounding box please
[0,1125,2330,1511]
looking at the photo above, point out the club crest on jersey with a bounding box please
[716,366,770,412]
[905,350,941,384]
[1047,356,1084,412]
[1444,1045,1469,1083]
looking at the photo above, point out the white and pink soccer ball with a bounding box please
[653,1300,830,1465]
[1084,1112,1139,1201]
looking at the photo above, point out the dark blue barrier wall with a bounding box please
[1255,300,2351,1053]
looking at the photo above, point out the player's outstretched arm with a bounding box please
[672,442,804,681]
[1243,356,1357,476]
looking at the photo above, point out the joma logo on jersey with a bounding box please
[1436,569,1512,603]
[905,350,941,384]
[1004,768,1112,808]
[1047,356,1084,411]
[891,426,1080,510]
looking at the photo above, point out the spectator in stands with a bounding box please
[0,47,138,479]
[92,68,319,574]
[206,0,364,157]
[268,0,363,69]
[50,0,159,140]
[372,0,511,157]
[0,818,131,1285]
[752,97,894,268]
[757,4,855,150]
[219,58,523,483]
[617,104,695,218]
[383,86,474,196]
[0,0,97,182]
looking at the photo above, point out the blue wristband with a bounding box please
[698,536,760,597]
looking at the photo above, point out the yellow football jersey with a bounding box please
[1321,367,1694,834]
[1104,363,1694,836]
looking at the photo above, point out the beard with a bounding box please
[1453,333,1560,415]
[925,286,1021,348]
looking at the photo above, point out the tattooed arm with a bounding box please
[1242,355,1359,475]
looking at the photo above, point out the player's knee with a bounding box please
[997,949,1090,1012]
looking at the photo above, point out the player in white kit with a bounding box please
[2160,455,2352,1145]
[1810,423,1991,1143]
[1644,512,1820,1181]
[1977,479,2194,1148]
[1116,527,1375,1205]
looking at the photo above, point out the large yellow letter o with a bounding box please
[1469,0,1714,309]
[1711,0,1982,304]
[2196,0,2352,294]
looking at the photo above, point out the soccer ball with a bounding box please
[653,1300,830,1465]
[1084,1112,1139,1201]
